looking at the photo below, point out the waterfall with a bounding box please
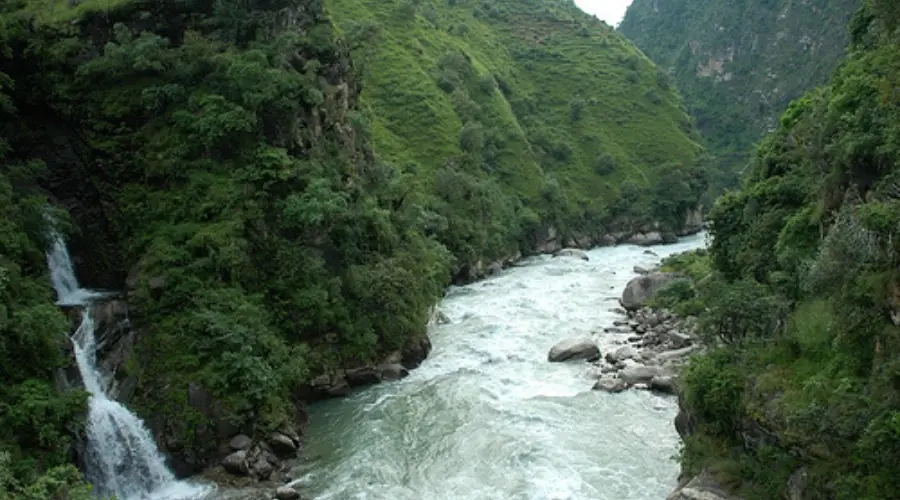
[47,232,208,500]
[47,234,97,306]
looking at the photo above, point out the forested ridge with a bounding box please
[652,1,900,497]
[327,0,710,274]
[0,0,706,494]
[620,0,861,190]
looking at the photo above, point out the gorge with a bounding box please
[3,0,900,499]
[295,234,707,499]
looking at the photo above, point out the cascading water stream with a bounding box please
[47,233,207,500]
[295,233,710,500]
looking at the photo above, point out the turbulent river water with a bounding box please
[289,233,708,500]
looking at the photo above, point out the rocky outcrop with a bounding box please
[57,296,139,406]
[90,298,139,404]
[787,467,808,500]
[429,307,452,326]
[667,470,742,500]
[219,439,289,480]
[452,250,522,285]
[678,207,706,237]
[297,336,432,402]
[625,231,665,246]
[620,272,679,310]
[547,338,601,363]
[592,307,702,394]
[535,226,563,254]
[216,427,303,482]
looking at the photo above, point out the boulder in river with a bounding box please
[221,450,249,476]
[621,272,678,311]
[345,366,380,387]
[619,364,664,385]
[379,363,409,381]
[626,232,664,246]
[268,432,298,457]
[648,375,678,395]
[275,486,301,500]
[656,345,700,363]
[401,336,432,369]
[633,265,653,275]
[429,308,452,325]
[593,377,629,393]
[605,345,638,364]
[554,248,589,261]
[547,338,601,363]
[250,452,276,479]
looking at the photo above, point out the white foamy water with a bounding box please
[294,233,708,500]
[48,232,208,500]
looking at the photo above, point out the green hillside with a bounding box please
[328,0,705,269]
[620,0,860,190]
[654,1,900,497]
[0,0,704,494]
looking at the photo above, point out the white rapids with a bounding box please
[293,233,708,500]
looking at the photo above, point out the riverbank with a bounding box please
[282,227,709,407]
[287,233,708,499]
[590,306,702,395]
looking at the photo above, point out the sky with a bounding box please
[573,0,634,26]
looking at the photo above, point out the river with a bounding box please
[289,233,708,500]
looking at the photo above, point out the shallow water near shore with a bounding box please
[288,234,708,500]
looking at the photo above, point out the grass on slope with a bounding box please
[327,0,702,229]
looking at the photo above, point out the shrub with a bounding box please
[656,69,671,89]
[569,97,586,121]
[459,121,485,152]
[397,0,418,20]
[698,277,787,345]
[683,350,745,438]
[479,74,497,94]
[594,152,618,175]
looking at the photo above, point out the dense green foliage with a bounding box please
[620,0,861,193]
[328,0,706,261]
[1,0,455,479]
[0,54,92,498]
[662,3,900,497]
[0,0,707,487]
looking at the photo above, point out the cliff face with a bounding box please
[620,0,861,185]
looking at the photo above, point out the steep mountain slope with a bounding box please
[656,1,900,497]
[0,0,704,493]
[620,0,860,187]
[328,0,706,273]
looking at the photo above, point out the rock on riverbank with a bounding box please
[591,307,702,394]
